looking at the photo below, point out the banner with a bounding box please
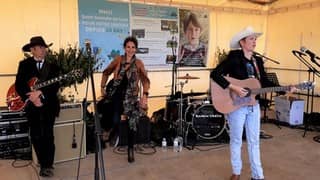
[131,4,178,68]
[78,0,130,71]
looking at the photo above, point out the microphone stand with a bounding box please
[254,51,280,64]
[85,42,106,180]
[167,38,178,98]
[292,50,320,138]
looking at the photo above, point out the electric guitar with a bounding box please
[210,77,314,114]
[6,69,82,112]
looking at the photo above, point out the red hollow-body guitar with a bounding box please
[6,69,82,112]
[210,77,314,114]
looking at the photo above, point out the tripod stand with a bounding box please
[292,50,319,138]
[176,80,187,138]
[84,41,106,180]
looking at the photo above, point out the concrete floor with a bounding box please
[1,122,320,180]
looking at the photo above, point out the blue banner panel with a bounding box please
[78,0,130,71]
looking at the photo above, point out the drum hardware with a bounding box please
[176,80,187,138]
[177,74,200,80]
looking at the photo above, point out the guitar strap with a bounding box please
[251,56,261,80]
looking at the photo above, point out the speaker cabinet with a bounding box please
[55,103,83,124]
[54,120,86,163]
[33,120,86,164]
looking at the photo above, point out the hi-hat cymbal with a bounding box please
[177,74,199,79]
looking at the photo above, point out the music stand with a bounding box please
[292,50,319,137]
[261,72,281,128]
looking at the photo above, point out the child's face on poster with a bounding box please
[185,22,201,46]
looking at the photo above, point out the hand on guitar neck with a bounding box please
[26,90,43,107]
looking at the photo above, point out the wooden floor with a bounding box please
[1,122,320,180]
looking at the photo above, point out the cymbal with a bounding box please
[177,74,199,79]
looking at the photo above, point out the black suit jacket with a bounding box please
[15,57,60,117]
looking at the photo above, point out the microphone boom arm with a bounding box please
[254,51,280,64]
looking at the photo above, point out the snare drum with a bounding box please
[185,104,225,139]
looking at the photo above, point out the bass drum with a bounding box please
[185,104,225,139]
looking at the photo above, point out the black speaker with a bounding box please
[118,116,151,146]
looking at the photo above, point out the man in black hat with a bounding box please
[15,36,60,177]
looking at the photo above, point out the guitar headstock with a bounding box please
[297,81,315,90]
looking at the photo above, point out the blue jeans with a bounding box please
[226,103,264,179]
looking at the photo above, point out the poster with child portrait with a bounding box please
[178,9,209,67]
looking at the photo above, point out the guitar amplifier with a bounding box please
[32,120,86,164]
[0,111,26,122]
[0,137,31,159]
[55,103,83,124]
[0,111,31,159]
[0,111,28,139]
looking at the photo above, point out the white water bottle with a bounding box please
[173,137,179,152]
[161,138,167,152]
[177,136,183,152]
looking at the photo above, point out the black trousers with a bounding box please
[28,109,55,168]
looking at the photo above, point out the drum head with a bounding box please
[191,104,225,139]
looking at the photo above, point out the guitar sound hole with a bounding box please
[244,87,251,97]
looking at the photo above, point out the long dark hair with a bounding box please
[123,36,138,48]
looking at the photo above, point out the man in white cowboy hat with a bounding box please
[15,36,60,177]
[210,26,276,180]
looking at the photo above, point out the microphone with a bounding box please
[253,51,280,64]
[253,51,263,57]
[292,50,306,57]
[72,122,77,149]
[300,46,320,61]
[85,39,92,56]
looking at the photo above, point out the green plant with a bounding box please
[24,44,102,102]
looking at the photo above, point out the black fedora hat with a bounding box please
[22,36,53,52]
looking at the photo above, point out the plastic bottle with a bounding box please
[177,136,183,152]
[173,137,179,152]
[161,138,167,152]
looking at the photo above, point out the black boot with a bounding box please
[127,129,135,163]
[127,146,134,163]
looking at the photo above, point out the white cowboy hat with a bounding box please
[230,26,262,49]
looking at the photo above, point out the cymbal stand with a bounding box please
[177,80,188,138]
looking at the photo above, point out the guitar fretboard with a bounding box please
[31,69,81,90]
[252,83,312,94]
[252,86,290,94]
[33,74,70,90]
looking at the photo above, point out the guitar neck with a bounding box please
[32,74,68,90]
[252,85,292,94]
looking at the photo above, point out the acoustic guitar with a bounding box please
[6,69,82,112]
[210,77,314,114]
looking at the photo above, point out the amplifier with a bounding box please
[0,111,28,140]
[0,111,26,122]
[0,120,28,139]
[0,137,31,159]
[32,120,86,164]
[55,103,83,124]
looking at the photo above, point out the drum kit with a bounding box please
[164,74,227,145]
